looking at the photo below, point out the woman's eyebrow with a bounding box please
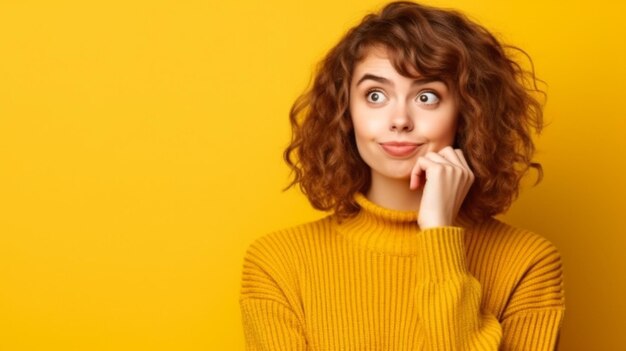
[356,73,441,87]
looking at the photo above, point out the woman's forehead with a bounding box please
[353,46,424,81]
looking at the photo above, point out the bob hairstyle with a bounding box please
[283,1,545,224]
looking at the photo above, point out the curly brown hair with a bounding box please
[283,1,545,224]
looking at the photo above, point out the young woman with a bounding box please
[240,1,565,350]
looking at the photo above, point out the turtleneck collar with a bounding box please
[333,192,472,256]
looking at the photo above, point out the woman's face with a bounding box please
[349,46,459,182]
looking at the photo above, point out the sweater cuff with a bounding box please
[416,226,468,281]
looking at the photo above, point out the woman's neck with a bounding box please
[366,171,422,212]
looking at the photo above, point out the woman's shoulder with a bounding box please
[240,215,337,302]
[242,215,335,266]
[479,216,558,243]
[468,216,563,267]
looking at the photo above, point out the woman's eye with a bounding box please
[417,91,440,105]
[366,90,387,104]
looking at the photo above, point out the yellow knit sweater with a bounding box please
[239,193,565,350]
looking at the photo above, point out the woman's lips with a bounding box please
[379,143,422,157]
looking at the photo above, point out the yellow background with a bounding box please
[0,0,624,350]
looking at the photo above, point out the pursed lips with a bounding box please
[379,141,423,157]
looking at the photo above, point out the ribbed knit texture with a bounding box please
[240,193,565,350]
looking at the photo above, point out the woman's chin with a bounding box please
[370,165,415,183]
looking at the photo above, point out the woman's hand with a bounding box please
[409,146,474,229]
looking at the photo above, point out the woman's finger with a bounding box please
[410,155,439,190]
[438,146,464,168]
[454,149,470,169]
[410,159,425,190]
[454,149,475,183]
[422,151,452,165]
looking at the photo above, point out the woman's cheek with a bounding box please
[418,116,457,148]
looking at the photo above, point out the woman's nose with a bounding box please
[390,103,414,132]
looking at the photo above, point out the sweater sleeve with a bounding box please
[239,236,308,351]
[500,232,566,350]
[414,226,565,350]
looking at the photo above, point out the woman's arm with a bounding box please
[412,147,564,349]
[240,298,307,351]
[499,234,565,350]
[414,226,501,349]
[239,236,308,351]
[414,226,565,350]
